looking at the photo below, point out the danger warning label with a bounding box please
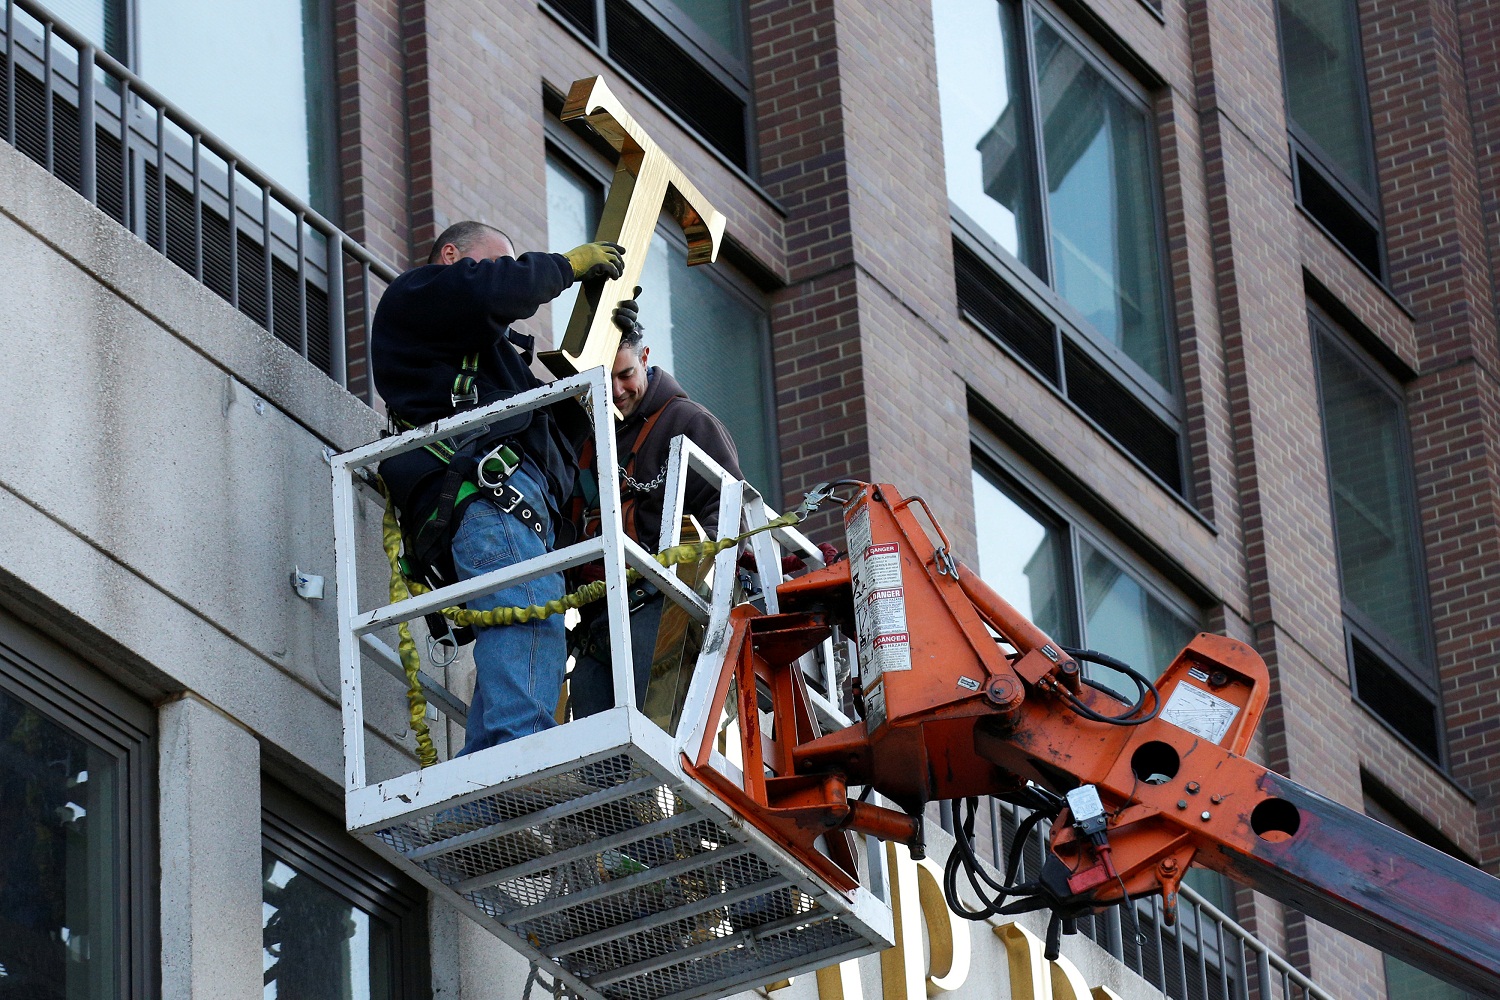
[847,503,913,680]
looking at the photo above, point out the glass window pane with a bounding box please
[1032,20,1170,387]
[1182,867,1229,910]
[971,467,1074,644]
[40,0,127,58]
[546,157,601,346]
[1315,336,1430,668]
[644,232,775,494]
[1079,538,1196,697]
[547,160,774,494]
[1277,0,1375,195]
[262,851,394,1000]
[668,0,745,61]
[138,0,335,212]
[0,688,119,999]
[1383,954,1479,1000]
[934,0,1043,271]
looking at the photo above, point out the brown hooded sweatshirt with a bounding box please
[617,367,742,553]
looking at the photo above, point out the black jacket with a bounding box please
[372,253,578,521]
[620,368,742,553]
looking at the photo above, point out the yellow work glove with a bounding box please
[564,241,626,281]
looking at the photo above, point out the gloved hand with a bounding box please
[564,241,626,281]
[613,286,643,335]
[737,542,843,575]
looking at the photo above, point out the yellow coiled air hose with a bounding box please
[382,491,801,766]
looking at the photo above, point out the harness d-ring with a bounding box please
[427,631,460,668]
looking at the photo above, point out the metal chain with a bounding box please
[618,462,669,495]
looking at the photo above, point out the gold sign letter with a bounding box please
[540,76,728,379]
[996,922,1123,1000]
[881,843,972,1000]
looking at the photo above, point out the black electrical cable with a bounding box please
[1054,646,1163,726]
[941,792,1064,921]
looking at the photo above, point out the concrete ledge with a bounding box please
[0,134,420,789]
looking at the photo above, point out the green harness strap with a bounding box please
[450,352,480,408]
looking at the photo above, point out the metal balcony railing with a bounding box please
[943,799,1336,1000]
[1,0,400,395]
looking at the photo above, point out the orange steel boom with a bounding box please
[683,482,1500,997]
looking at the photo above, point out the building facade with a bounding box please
[0,0,1496,997]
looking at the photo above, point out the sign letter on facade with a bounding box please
[542,76,728,379]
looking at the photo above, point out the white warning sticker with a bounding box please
[847,513,913,680]
[1160,683,1240,745]
[867,587,908,632]
[861,542,903,589]
[865,679,887,730]
[871,632,912,673]
[846,505,872,566]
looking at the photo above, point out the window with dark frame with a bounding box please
[934,0,1186,496]
[12,0,339,213]
[541,0,755,172]
[1310,310,1442,765]
[970,452,1200,699]
[262,781,431,1000]
[1275,0,1385,279]
[967,448,1241,993]
[545,142,781,500]
[0,613,157,1000]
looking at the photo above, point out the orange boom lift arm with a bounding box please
[682,482,1500,997]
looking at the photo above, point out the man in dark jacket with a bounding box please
[571,316,744,719]
[373,220,629,754]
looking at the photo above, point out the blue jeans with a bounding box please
[452,462,565,755]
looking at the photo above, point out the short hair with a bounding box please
[427,221,511,264]
[618,323,645,353]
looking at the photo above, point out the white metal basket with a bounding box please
[331,368,892,1000]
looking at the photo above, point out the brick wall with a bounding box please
[751,0,868,539]
[1361,0,1500,875]
[333,0,412,398]
[322,0,1500,993]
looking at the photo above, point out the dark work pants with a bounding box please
[570,592,665,718]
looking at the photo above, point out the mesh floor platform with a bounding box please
[357,737,891,1000]
[334,374,892,1000]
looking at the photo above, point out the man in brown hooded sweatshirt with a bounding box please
[570,311,744,718]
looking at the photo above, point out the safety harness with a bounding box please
[388,336,546,652]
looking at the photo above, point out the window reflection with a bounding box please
[1080,538,1196,698]
[934,0,1171,390]
[669,0,746,61]
[935,0,1041,270]
[138,0,335,212]
[1315,334,1429,669]
[545,154,777,496]
[971,459,1198,700]
[1277,0,1375,195]
[262,852,393,1000]
[0,689,118,999]
[1032,19,1167,385]
[546,157,601,347]
[971,467,1073,643]
[641,232,775,494]
[39,0,127,58]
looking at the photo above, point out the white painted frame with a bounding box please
[329,367,845,805]
[329,368,891,987]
